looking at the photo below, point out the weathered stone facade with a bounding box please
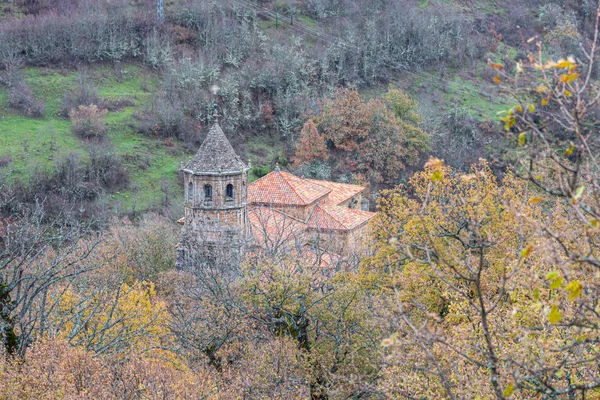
[176,122,249,270]
[176,121,376,269]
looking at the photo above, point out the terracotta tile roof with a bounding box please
[248,170,331,206]
[248,206,306,248]
[305,179,365,206]
[308,204,375,231]
[185,123,247,173]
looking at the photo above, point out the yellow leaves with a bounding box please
[559,73,579,84]
[591,219,599,229]
[54,281,170,358]
[555,57,576,70]
[424,157,445,182]
[501,107,518,130]
[528,197,543,205]
[518,132,526,146]
[549,276,563,290]
[528,104,535,113]
[541,98,549,106]
[565,280,582,300]
[548,305,562,324]
[564,90,572,97]
[546,271,562,289]
[504,383,515,397]
[545,273,581,301]
[573,186,585,200]
[520,244,533,258]
[535,85,548,94]
[493,75,502,84]
[564,142,575,156]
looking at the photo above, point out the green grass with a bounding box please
[442,75,511,121]
[0,62,284,213]
[0,63,187,213]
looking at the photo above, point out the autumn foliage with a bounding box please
[307,86,429,184]
[294,120,328,167]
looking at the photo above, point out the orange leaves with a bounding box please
[316,86,428,183]
[528,196,543,205]
[487,60,504,84]
[293,120,328,168]
[488,61,505,70]
[560,73,579,84]
[520,244,534,258]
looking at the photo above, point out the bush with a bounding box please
[134,94,201,147]
[87,143,130,191]
[8,82,45,118]
[251,165,271,179]
[60,72,102,118]
[69,104,108,139]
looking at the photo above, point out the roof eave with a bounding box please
[181,167,250,176]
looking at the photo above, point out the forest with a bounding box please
[0,0,599,398]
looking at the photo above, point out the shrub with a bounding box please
[143,28,174,69]
[0,157,12,168]
[251,165,271,179]
[69,104,108,139]
[8,82,45,118]
[87,143,130,190]
[60,72,102,118]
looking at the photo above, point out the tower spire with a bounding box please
[212,103,220,124]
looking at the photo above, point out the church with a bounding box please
[175,118,376,269]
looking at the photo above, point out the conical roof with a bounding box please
[185,122,248,173]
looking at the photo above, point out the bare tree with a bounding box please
[0,199,101,356]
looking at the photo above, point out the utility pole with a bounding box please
[157,0,164,25]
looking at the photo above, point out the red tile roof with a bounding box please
[305,179,365,206]
[248,206,306,249]
[308,204,375,231]
[249,171,331,206]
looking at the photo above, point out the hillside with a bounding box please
[1,1,600,399]
[3,0,594,217]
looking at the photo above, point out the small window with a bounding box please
[187,182,193,202]
[226,184,234,200]
[204,184,212,199]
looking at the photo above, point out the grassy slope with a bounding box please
[0,64,186,212]
[0,0,521,215]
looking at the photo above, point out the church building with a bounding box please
[176,118,375,269]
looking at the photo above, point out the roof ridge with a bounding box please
[319,204,350,229]
[278,171,305,203]
[305,178,365,190]
[184,122,247,173]
[285,172,332,203]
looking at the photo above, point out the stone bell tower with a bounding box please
[176,110,250,269]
